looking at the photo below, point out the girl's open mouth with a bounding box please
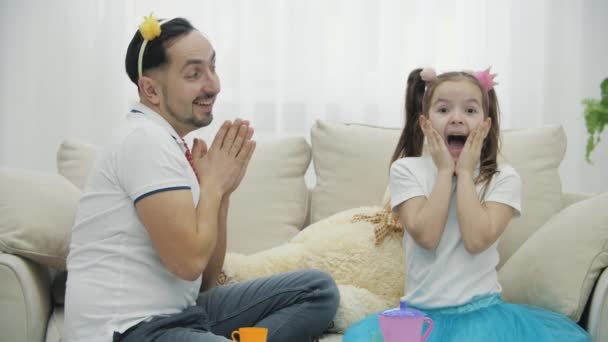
[447,134,467,156]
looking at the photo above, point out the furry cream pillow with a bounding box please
[0,168,80,269]
[498,192,608,321]
[220,206,405,332]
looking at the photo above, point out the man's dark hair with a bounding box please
[125,17,196,86]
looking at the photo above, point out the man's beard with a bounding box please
[163,95,213,129]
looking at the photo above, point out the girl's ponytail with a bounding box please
[391,68,427,163]
[371,69,427,245]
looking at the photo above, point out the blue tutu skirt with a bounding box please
[343,294,591,342]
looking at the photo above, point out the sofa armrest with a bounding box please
[499,192,608,325]
[562,192,593,210]
[0,252,52,342]
[588,267,608,341]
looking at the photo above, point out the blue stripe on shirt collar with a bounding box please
[133,186,191,204]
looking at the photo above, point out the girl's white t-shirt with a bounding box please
[390,156,522,309]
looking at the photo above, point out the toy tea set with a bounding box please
[377,299,434,342]
[230,299,434,342]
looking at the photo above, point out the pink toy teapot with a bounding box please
[378,299,434,342]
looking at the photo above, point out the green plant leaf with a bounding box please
[586,135,595,163]
[583,78,608,163]
[601,78,608,107]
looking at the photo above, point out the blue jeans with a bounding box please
[113,270,340,342]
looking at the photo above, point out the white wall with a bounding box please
[1,0,607,194]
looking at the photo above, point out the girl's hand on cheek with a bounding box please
[455,119,489,177]
[420,116,455,174]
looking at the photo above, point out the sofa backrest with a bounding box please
[308,121,567,268]
[57,138,312,256]
[56,120,567,267]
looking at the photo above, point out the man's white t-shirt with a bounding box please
[390,156,522,309]
[64,103,201,342]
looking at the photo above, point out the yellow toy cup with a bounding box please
[231,327,268,342]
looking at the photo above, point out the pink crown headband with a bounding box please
[420,66,498,92]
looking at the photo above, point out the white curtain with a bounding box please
[1,0,607,193]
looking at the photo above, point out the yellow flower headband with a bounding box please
[137,13,171,79]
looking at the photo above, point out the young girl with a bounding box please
[344,68,591,341]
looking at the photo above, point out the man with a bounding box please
[64,16,339,342]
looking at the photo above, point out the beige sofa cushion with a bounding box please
[0,168,80,269]
[57,138,311,255]
[56,140,99,190]
[497,126,566,267]
[227,137,311,253]
[498,192,608,321]
[310,120,400,223]
[311,121,566,267]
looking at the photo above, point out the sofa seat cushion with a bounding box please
[499,192,608,321]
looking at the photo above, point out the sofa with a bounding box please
[1,120,607,342]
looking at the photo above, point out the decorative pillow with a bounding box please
[498,192,608,321]
[56,138,311,255]
[0,168,80,269]
[227,137,311,253]
[56,140,99,190]
[310,120,401,223]
[497,125,566,267]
